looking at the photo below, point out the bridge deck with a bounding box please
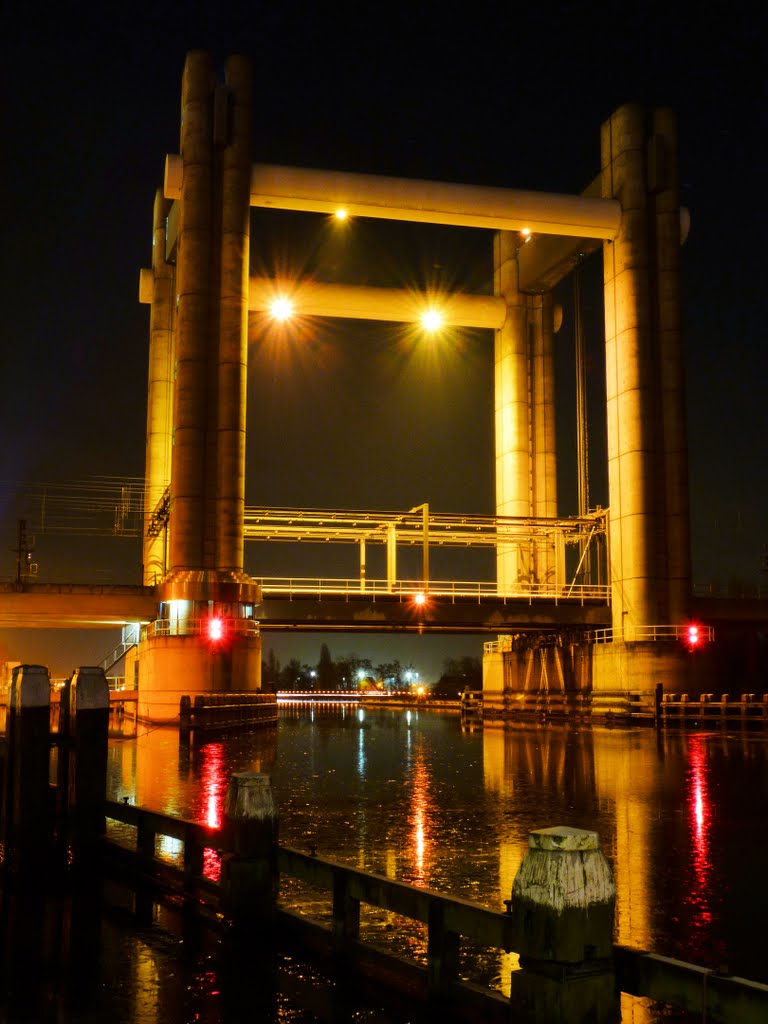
[0,581,610,632]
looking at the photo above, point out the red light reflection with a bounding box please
[686,735,713,928]
[196,742,226,882]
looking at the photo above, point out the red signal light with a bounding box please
[684,623,704,650]
[206,617,225,643]
[413,592,428,608]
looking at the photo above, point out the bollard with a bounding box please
[67,667,110,854]
[179,695,192,742]
[4,665,51,866]
[509,825,619,1024]
[220,772,279,936]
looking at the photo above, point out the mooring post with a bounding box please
[67,667,110,854]
[220,772,279,937]
[179,694,192,741]
[509,825,619,1024]
[427,899,460,996]
[4,665,51,865]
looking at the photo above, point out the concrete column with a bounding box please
[530,293,558,586]
[171,51,214,572]
[531,293,557,519]
[494,231,532,591]
[602,104,661,632]
[216,56,252,574]
[651,108,691,624]
[142,190,176,585]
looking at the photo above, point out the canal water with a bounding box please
[4,707,767,1021]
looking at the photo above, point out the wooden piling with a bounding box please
[220,772,279,936]
[509,825,619,1023]
[3,665,51,866]
[67,666,110,853]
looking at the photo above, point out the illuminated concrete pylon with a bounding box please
[138,52,261,718]
[494,233,558,593]
[140,190,175,585]
[601,104,691,636]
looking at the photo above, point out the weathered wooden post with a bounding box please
[220,772,279,937]
[509,825,619,1024]
[3,665,51,865]
[179,694,192,741]
[67,666,110,853]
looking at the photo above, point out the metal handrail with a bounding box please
[484,623,716,654]
[591,624,716,644]
[256,576,610,603]
[145,618,260,639]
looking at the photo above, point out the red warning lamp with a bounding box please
[206,616,225,643]
[413,592,428,608]
[684,623,703,651]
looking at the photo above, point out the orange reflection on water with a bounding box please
[407,741,434,884]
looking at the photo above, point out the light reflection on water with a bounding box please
[98,709,768,1023]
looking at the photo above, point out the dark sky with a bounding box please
[1,2,765,677]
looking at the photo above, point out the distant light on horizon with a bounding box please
[334,208,348,221]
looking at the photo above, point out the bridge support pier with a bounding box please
[138,52,262,720]
[482,633,703,723]
[494,235,559,594]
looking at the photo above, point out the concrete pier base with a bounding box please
[592,641,695,699]
[130,571,263,723]
[133,631,262,723]
[482,634,707,722]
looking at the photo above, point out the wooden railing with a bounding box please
[101,799,768,1024]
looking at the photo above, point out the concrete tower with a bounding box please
[494,233,558,593]
[137,52,261,720]
[600,104,691,636]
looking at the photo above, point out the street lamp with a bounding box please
[270,296,295,321]
[421,308,443,332]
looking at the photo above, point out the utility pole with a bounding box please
[13,519,36,584]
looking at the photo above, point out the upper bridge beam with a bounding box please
[165,157,620,240]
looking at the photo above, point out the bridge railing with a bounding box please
[257,576,610,603]
[693,582,768,599]
[144,618,260,639]
[484,623,716,655]
[591,624,716,644]
[99,797,768,1023]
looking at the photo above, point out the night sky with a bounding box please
[1,2,765,678]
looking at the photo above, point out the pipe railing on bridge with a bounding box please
[258,576,610,604]
[590,624,716,644]
[144,618,260,639]
[484,623,715,655]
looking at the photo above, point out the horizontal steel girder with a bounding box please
[164,156,620,239]
[258,593,611,633]
[249,277,507,328]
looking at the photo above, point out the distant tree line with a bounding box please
[261,644,481,697]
